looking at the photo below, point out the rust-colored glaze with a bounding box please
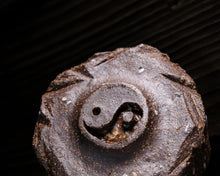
[33,44,211,176]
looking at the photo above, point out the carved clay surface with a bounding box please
[33,44,211,176]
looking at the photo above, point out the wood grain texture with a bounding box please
[3,0,219,175]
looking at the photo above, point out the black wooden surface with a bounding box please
[3,0,219,175]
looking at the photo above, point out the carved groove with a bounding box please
[161,73,196,89]
[74,65,94,78]
[47,78,83,92]
[169,127,197,174]
[38,112,51,127]
[170,155,191,175]
[95,59,108,66]
[44,98,54,117]
[183,93,204,128]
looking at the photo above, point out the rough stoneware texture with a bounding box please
[33,44,211,176]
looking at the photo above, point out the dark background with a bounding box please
[4,0,219,175]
